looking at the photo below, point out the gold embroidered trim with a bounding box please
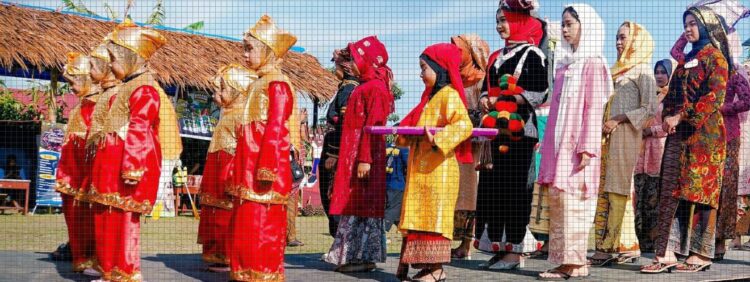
[199,193,234,210]
[256,168,277,182]
[72,258,95,272]
[86,186,153,214]
[55,181,80,198]
[230,268,284,282]
[202,253,229,265]
[111,267,144,282]
[226,186,288,205]
[122,169,145,182]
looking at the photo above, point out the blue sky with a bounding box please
[9,0,750,120]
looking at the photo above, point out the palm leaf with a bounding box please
[146,0,165,25]
[183,21,204,31]
[61,0,97,16]
[104,2,118,19]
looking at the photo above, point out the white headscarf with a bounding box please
[555,3,607,67]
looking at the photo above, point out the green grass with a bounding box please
[0,214,405,254]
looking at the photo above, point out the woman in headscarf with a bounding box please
[641,6,729,274]
[318,48,361,237]
[449,33,490,260]
[396,43,473,282]
[197,64,256,272]
[633,58,675,253]
[589,21,655,266]
[226,15,300,281]
[87,19,182,282]
[474,0,549,270]
[56,52,100,275]
[324,35,393,272]
[537,4,611,280]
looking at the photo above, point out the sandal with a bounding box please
[616,255,640,264]
[674,262,711,273]
[587,255,617,267]
[451,248,471,260]
[537,268,588,281]
[640,261,678,274]
[411,268,445,282]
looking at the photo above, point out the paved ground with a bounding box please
[2,250,750,281]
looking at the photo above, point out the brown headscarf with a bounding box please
[450,34,490,87]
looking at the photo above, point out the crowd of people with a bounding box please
[48,0,750,281]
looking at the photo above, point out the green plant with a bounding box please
[0,90,40,121]
[61,0,204,31]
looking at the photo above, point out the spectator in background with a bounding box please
[0,155,27,180]
[0,154,27,210]
[384,141,408,233]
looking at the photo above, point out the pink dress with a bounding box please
[634,101,668,177]
[537,58,610,198]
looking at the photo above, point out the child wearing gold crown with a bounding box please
[56,52,100,275]
[225,15,300,282]
[198,64,257,273]
[86,20,182,282]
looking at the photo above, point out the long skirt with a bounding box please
[453,143,481,241]
[62,194,95,272]
[716,138,740,240]
[319,151,339,237]
[547,186,597,266]
[400,231,451,265]
[452,210,476,241]
[633,173,660,252]
[229,201,286,282]
[198,206,232,265]
[93,204,142,282]
[325,216,386,265]
[594,191,640,254]
[475,137,536,253]
[737,196,750,235]
[654,136,717,258]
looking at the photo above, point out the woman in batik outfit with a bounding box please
[449,33,489,260]
[589,21,655,266]
[537,4,611,280]
[88,20,182,282]
[325,36,393,272]
[474,0,549,270]
[715,26,750,260]
[198,64,256,272]
[633,59,675,253]
[396,43,473,282]
[642,7,729,273]
[56,52,100,274]
[225,15,300,282]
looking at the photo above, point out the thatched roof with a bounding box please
[0,3,336,102]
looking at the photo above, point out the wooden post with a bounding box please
[48,68,59,123]
[312,97,319,129]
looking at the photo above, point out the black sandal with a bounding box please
[411,268,445,282]
[587,255,617,267]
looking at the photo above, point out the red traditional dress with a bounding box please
[87,21,181,282]
[225,15,299,282]
[329,36,392,218]
[56,52,98,272]
[325,36,393,267]
[198,64,255,266]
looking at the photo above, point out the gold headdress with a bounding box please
[245,15,298,58]
[110,19,167,59]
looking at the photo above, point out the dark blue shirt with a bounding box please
[385,144,408,191]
